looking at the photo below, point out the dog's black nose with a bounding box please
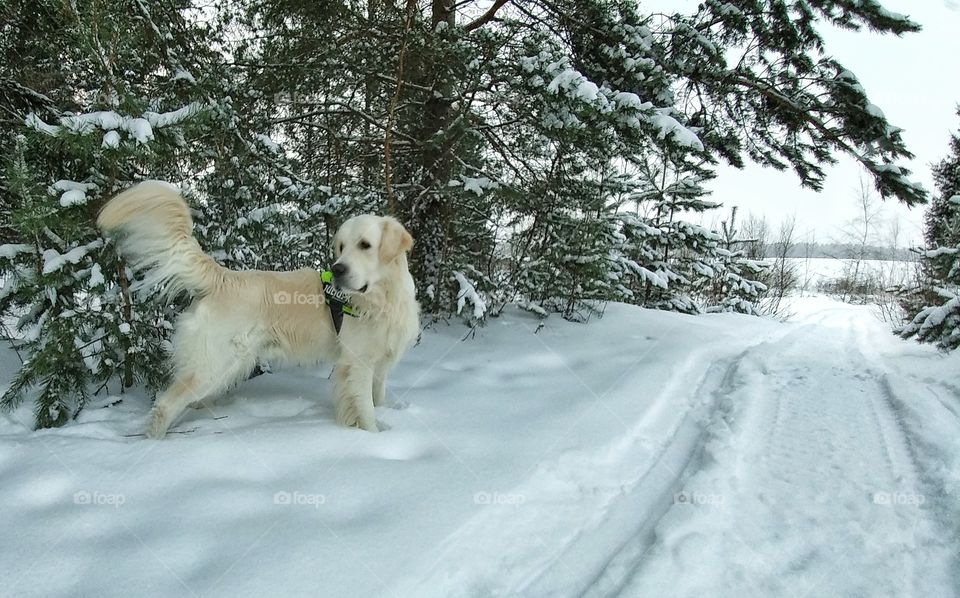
[331,263,347,277]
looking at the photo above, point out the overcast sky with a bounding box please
[666,0,960,246]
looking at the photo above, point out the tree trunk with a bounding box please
[117,261,134,389]
[408,0,455,314]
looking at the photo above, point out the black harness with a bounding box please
[320,270,358,334]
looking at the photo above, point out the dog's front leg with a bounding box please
[334,362,378,432]
[372,361,390,407]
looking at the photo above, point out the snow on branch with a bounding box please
[453,271,486,321]
[521,53,704,150]
[24,103,203,146]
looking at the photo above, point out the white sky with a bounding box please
[654,0,960,245]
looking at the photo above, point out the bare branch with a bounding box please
[464,0,510,32]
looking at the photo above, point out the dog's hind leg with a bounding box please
[146,374,199,439]
[146,357,256,439]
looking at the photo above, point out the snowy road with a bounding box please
[0,297,957,597]
[591,306,957,597]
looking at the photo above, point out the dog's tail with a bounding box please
[98,181,227,299]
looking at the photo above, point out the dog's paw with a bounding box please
[336,409,379,432]
[335,397,378,432]
[335,405,358,428]
[145,407,169,440]
[358,418,379,433]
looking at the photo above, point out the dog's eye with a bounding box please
[358,240,371,250]
[338,242,343,253]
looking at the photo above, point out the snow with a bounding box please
[52,180,95,194]
[575,79,600,102]
[102,130,121,148]
[875,6,911,23]
[88,263,105,287]
[875,162,902,174]
[255,133,282,155]
[924,246,958,259]
[41,239,103,274]
[609,297,956,598]
[525,53,706,150]
[24,113,60,136]
[244,202,303,224]
[624,261,668,288]
[546,68,602,104]
[0,297,956,597]
[172,68,197,84]
[144,103,199,128]
[836,69,866,93]
[789,257,916,289]
[865,102,885,119]
[613,91,652,111]
[460,175,496,196]
[122,118,154,144]
[648,110,705,150]
[58,189,88,207]
[24,104,198,145]
[53,178,97,207]
[452,271,486,320]
[0,243,34,260]
[60,111,124,134]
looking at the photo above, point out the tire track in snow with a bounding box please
[580,322,827,598]
[574,348,758,598]
[391,331,789,598]
[602,319,946,598]
[849,317,960,595]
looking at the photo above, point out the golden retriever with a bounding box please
[97,181,420,438]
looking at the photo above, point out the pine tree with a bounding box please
[1,0,222,428]
[704,207,769,315]
[0,0,937,425]
[900,112,960,350]
[628,154,723,314]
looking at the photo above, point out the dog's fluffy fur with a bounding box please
[98,181,420,438]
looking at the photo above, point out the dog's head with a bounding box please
[331,215,413,293]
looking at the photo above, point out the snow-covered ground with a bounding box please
[1,296,957,597]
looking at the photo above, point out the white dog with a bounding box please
[98,181,420,438]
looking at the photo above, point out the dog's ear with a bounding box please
[379,217,414,263]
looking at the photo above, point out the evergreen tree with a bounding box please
[625,154,723,314]
[900,112,960,350]
[703,207,769,315]
[224,0,928,321]
[0,0,936,425]
[1,0,246,427]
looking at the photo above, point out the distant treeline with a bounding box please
[770,243,918,261]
